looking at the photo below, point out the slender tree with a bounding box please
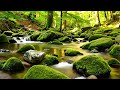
[60,11,63,32]
[95,11,101,25]
[104,11,108,20]
[63,11,67,30]
[46,11,53,29]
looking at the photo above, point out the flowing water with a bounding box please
[0,38,120,79]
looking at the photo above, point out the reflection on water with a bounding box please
[0,41,120,79]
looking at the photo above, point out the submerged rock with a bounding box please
[0,49,10,52]
[87,75,97,79]
[23,50,46,64]
[90,49,99,53]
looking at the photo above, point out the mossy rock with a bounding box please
[23,65,70,79]
[109,45,120,58]
[88,34,104,41]
[2,57,24,73]
[73,55,111,78]
[88,37,114,51]
[0,34,9,43]
[37,30,64,42]
[57,36,71,42]
[41,54,59,65]
[0,61,6,70]
[64,48,83,56]
[80,42,91,49]
[30,31,41,41]
[80,33,86,38]
[108,58,120,67]
[17,44,35,54]
[12,33,25,37]
[48,40,63,45]
[115,35,120,44]
[3,31,13,36]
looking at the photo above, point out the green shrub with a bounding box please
[2,57,24,73]
[64,48,83,56]
[0,34,9,43]
[73,55,111,78]
[23,65,70,79]
[17,44,35,53]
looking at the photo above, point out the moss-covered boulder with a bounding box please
[2,57,24,73]
[30,31,41,41]
[48,40,63,45]
[88,34,104,41]
[80,42,91,49]
[73,55,111,78]
[12,32,25,37]
[23,65,70,79]
[115,35,120,44]
[0,34,9,43]
[17,44,35,54]
[57,36,71,42]
[37,30,64,42]
[109,45,120,58]
[0,61,6,70]
[80,33,86,38]
[108,58,120,67]
[64,48,83,56]
[41,54,59,66]
[3,31,13,36]
[88,38,113,51]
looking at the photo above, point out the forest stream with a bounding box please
[0,38,120,79]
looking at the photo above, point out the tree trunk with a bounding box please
[110,11,113,20]
[63,11,67,30]
[60,11,63,32]
[46,11,53,29]
[95,11,101,25]
[104,11,107,20]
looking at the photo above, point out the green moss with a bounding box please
[2,57,24,73]
[88,37,113,51]
[30,31,41,41]
[17,44,35,54]
[73,55,111,78]
[37,30,64,42]
[57,36,71,42]
[12,33,25,37]
[88,34,104,41]
[48,40,63,45]
[80,33,86,38]
[115,35,120,43]
[108,58,120,66]
[0,34,9,43]
[23,65,70,79]
[3,31,13,36]
[64,48,83,56]
[0,61,6,70]
[80,42,91,49]
[41,54,59,65]
[109,45,120,58]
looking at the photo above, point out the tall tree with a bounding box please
[46,11,53,29]
[63,11,67,30]
[95,11,101,25]
[104,11,108,20]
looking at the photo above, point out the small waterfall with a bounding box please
[52,62,73,68]
[13,37,23,43]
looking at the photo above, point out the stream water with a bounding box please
[0,38,120,79]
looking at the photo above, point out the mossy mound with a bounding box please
[17,44,35,54]
[0,61,6,70]
[0,34,9,43]
[73,55,111,78]
[12,32,25,37]
[109,45,120,58]
[3,31,13,36]
[41,54,59,65]
[80,43,91,49]
[88,34,104,41]
[115,35,120,44]
[88,38,113,51]
[48,40,63,45]
[64,48,83,56]
[37,30,64,42]
[57,36,71,42]
[30,31,41,41]
[79,33,86,38]
[2,57,24,73]
[23,65,70,79]
[108,58,120,67]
